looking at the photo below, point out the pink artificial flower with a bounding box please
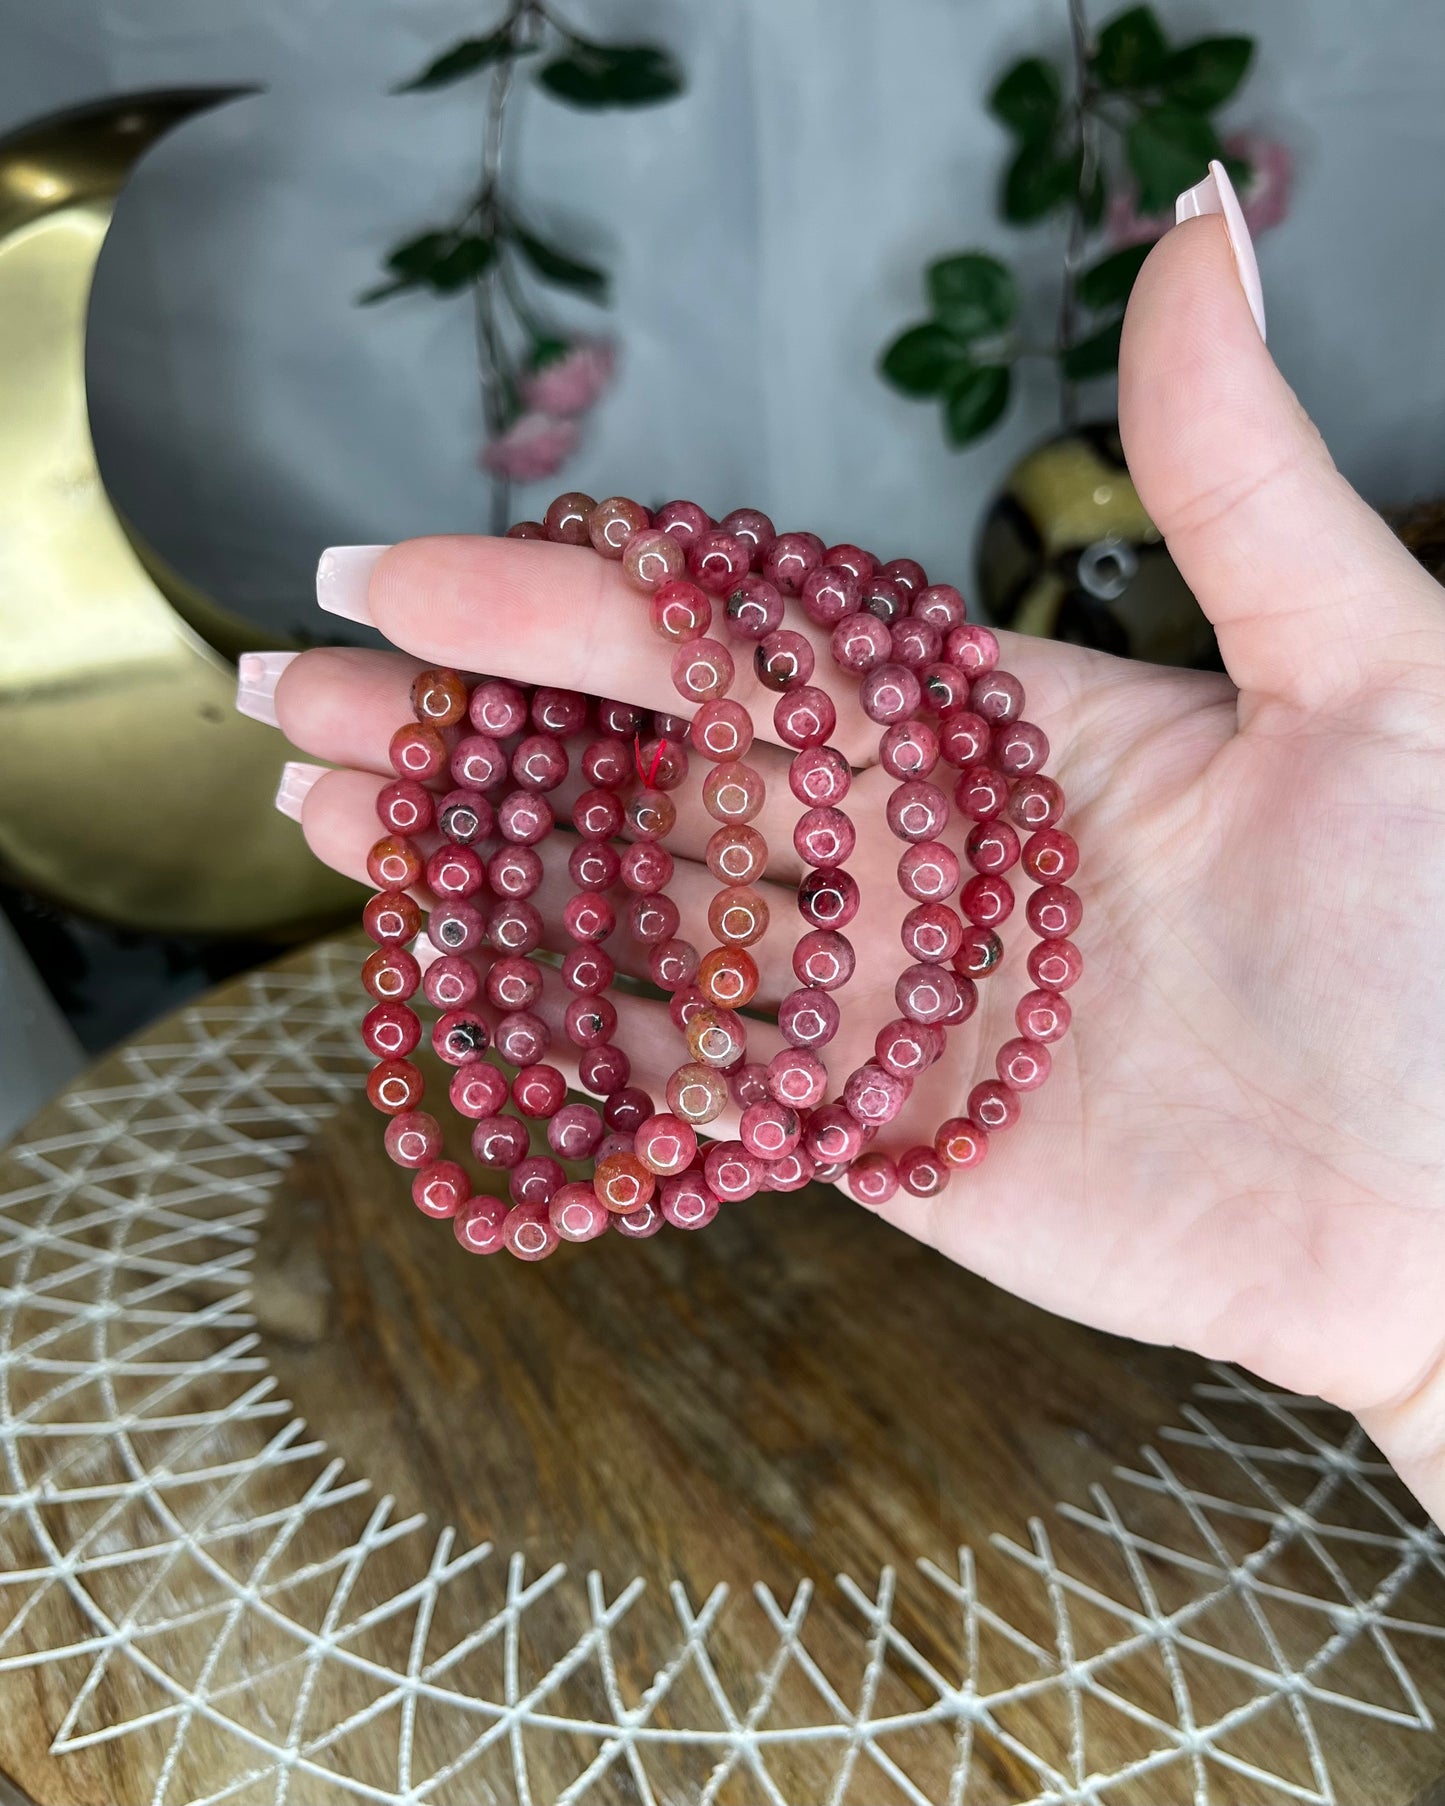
[1106,132,1294,249]
[521,338,616,416]
[480,412,581,482]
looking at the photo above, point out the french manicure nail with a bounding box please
[275,761,328,820]
[316,545,387,623]
[235,651,299,727]
[1175,158,1266,342]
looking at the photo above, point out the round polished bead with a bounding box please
[384,1110,442,1170]
[689,530,752,595]
[564,994,617,1048]
[512,733,569,792]
[544,491,595,544]
[487,898,545,956]
[822,543,876,583]
[531,687,589,736]
[635,1113,698,1177]
[548,1102,605,1159]
[874,1017,943,1080]
[720,507,777,565]
[919,662,971,716]
[652,499,712,549]
[413,1160,470,1219]
[1017,988,1072,1043]
[597,697,645,738]
[859,576,907,625]
[494,1009,550,1067]
[410,666,469,727]
[437,789,492,844]
[831,611,892,675]
[666,983,704,1032]
[432,1010,490,1066]
[766,1148,816,1191]
[708,884,769,947]
[998,1037,1051,1091]
[953,925,1004,979]
[898,1146,950,1198]
[945,623,1000,676]
[1027,883,1083,939]
[593,1151,655,1214]
[588,495,649,558]
[886,780,950,843]
[450,1062,509,1119]
[549,1182,612,1242]
[469,679,529,737]
[901,902,963,964]
[367,1058,424,1115]
[754,629,815,691]
[367,836,423,892]
[777,986,840,1049]
[605,1086,654,1132]
[582,737,629,789]
[739,1101,800,1160]
[622,528,687,591]
[363,892,421,947]
[891,617,941,670]
[573,787,624,838]
[667,1061,728,1125]
[579,1042,630,1096]
[509,1155,566,1207]
[690,699,753,763]
[562,945,614,996]
[672,638,734,702]
[706,824,767,885]
[450,733,507,790]
[660,1172,721,1230]
[650,577,712,642]
[377,779,435,836]
[1007,773,1066,831]
[799,564,860,628]
[860,663,922,724]
[390,722,448,782]
[699,946,759,1009]
[969,670,1024,724]
[363,946,421,1002]
[620,842,673,895]
[497,790,553,845]
[729,1063,771,1108]
[487,954,543,1010]
[613,1197,665,1239]
[955,764,1010,822]
[426,844,484,899]
[511,1063,566,1120]
[797,867,860,929]
[881,557,928,597]
[842,1064,910,1128]
[793,806,855,869]
[806,1104,866,1163]
[637,735,688,790]
[943,975,979,1026]
[763,531,824,595]
[564,892,614,943]
[703,1140,765,1202]
[913,583,967,630]
[504,1201,560,1262]
[628,892,680,945]
[703,760,765,824]
[429,899,485,954]
[994,719,1050,776]
[788,744,851,807]
[877,721,939,781]
[774,686,836,749]
[625,789,677,843]
[898,841,960,902]
[1023,828,1080,884]
[650,938,700,991]
[961,874,1015,927]
[767,1047,828,1110]
[894,963,959,1025]
[724,574,784,639]
[1028,937,1084,991]
[453,1195,508,1255]
[792,929,855,990]
[686,1005,748,1068]
[935,1118,990,1170]
[487,844,542,899]
[570,838,622,892]
[969,1080,1021,1132]
[848,1152,899,1207]
[938,712,991,768]
[966,819,1021,875]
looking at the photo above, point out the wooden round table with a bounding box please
[1,937,1442,1805]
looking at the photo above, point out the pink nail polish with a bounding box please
[1175,159,1266,342]
[275,761,328,820]
[316,545,388,623]
[235,651,299,727]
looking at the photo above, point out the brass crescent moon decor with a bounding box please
[0,90,360,936]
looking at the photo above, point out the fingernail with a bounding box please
[1175,158,1266,342]
[316,545,387,623]
[275,761,327,820]
[235,651,299,727]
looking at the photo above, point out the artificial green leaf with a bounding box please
[926,253,1017,338]
[384,230,457,278]
[512,227,608,301]
[1061,316,1124,379]
[943,362,1011,445]
[1002,138,1075,222]
[1222,151,1253,191]
[1126,104,1222,213]
[428,234,498,291]
[1078,157,1107,228]
[1075,242,1150,310]
[528,335,572,369]
[988,57,1061,141]
[538,39,683,107]
[879,322,971,397]
[396,29,523,92]
[1092,5,1168,89]
[1162,36,1253,110]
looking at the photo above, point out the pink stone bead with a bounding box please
[509,1154,565,1207]
[793,806,855,869]
[842,1063,911,1127]
[708,883,769,948]
[450,732,507,791]
[365,947,422,1004]
[766,1148,816,1191]
[652,499,712,549]
[797,867,860,930]
[366,1058,424,1117]
[437,788,492,844]
[719,507,777,565]
[774,686,837,749]
[754,629,815,692]
[454,1195,509,1255]
[793,929,855,990]
[573,787,625,839]
[689,530,752,595]
[629,892,680,945]
[881,557,928,597]
[955,765,1010,822]
[942,974,979,1026]
[497,791,554,845]
[730,1062,772,1108]
[944,623,1000,676]
[848,1152,899,1207]
[595,1130,637,1162]
[429,899,486,955]
[432,1009,491,1066]
[806,1103,867,1163]
[413,1160,470,1220]
[1028,938,1083,992]
[767,1047,828,1110]
[363,892,423,949]
[887,780,950,843]
[961,874,1015,927]
[487,848,544,906]
[901,902,964,964]
[685,1005,748,1073]
[597,697,645,737]
[623,528,687,591]
[939,711,991,767]
[543,491,595,544]
[512,733,569,792]
[859,576,907,625]
[969,1081,1021,1132]
[650,578,712,641]
[703,1141,764,1202]
[635,1112,698,1177]
[660,1173,721,1230]
[936,1118,990,1170]
[898,1146,950,1198]
[362,1001,421,1060]
[531,688,589,736]
[891,617,942,670]
[562,946,614,997]
[667,1061,728,1125]
[588,495,650,559]
[920,663,971,716]
[970,670,1024,725]
[953,926,1004,981]
[469,679,529,737]
[763,531,824,595]
[620,842,673,895]
[739,1100,801,1160]
[707,823,768,885]
[450,1063,510,1119]
[875,1017,944,1081]
[368,836,423,892]
[1017,989,1072,1043]
[570,838,622,892]
[564,892,615,943]
[579,1042,631,1096]
[504,1201,560,1262]
[898,841,960,902]
[548,1102,605,1159]
[593,1150,656,1214]
[690,698,754,762]
[564,993,617,1047]
[613,1197,665,1239]
[723,573,784,639]
[672,638,734,702]
[471,1113,531,1170]
[1023,829,1080,884]
[636,735,688,790]
[377,778,435,837]
[777,986,840,1050]
[913,583,967,630]
[624,788,677,843]
[423,954,480,1010]
[699,946,758,1009]
[1007,774,1066,831]
[426,844,485,900]
[549,1182,612,1243]
[799,565,860,627]
[879,720,940,780]
[995,720,1050,777]
[789,745,851,807]
[390,722,448,782]
[831,612,892,675]
[966,820,1021,875]
[822,542,876,583]
[860,663,922,724]
[998,1037,1051,1091]
[668,984,707,1032]
[703,760,765,824]
[494,1009,550,1066]
[1027,883,1083,939]
[894,963,959,1025]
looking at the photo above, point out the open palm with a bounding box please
[263,218,1445,1516]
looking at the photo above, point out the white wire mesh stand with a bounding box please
[0,938,1442,1805]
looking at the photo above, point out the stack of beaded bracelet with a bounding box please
[357,492,1081,1260]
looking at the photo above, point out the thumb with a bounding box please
[1119,162,1444,715]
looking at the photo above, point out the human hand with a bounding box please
[245,171,1445,1521]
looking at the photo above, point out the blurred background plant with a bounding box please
[364,3,684,529]
[879,0,1292,448]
